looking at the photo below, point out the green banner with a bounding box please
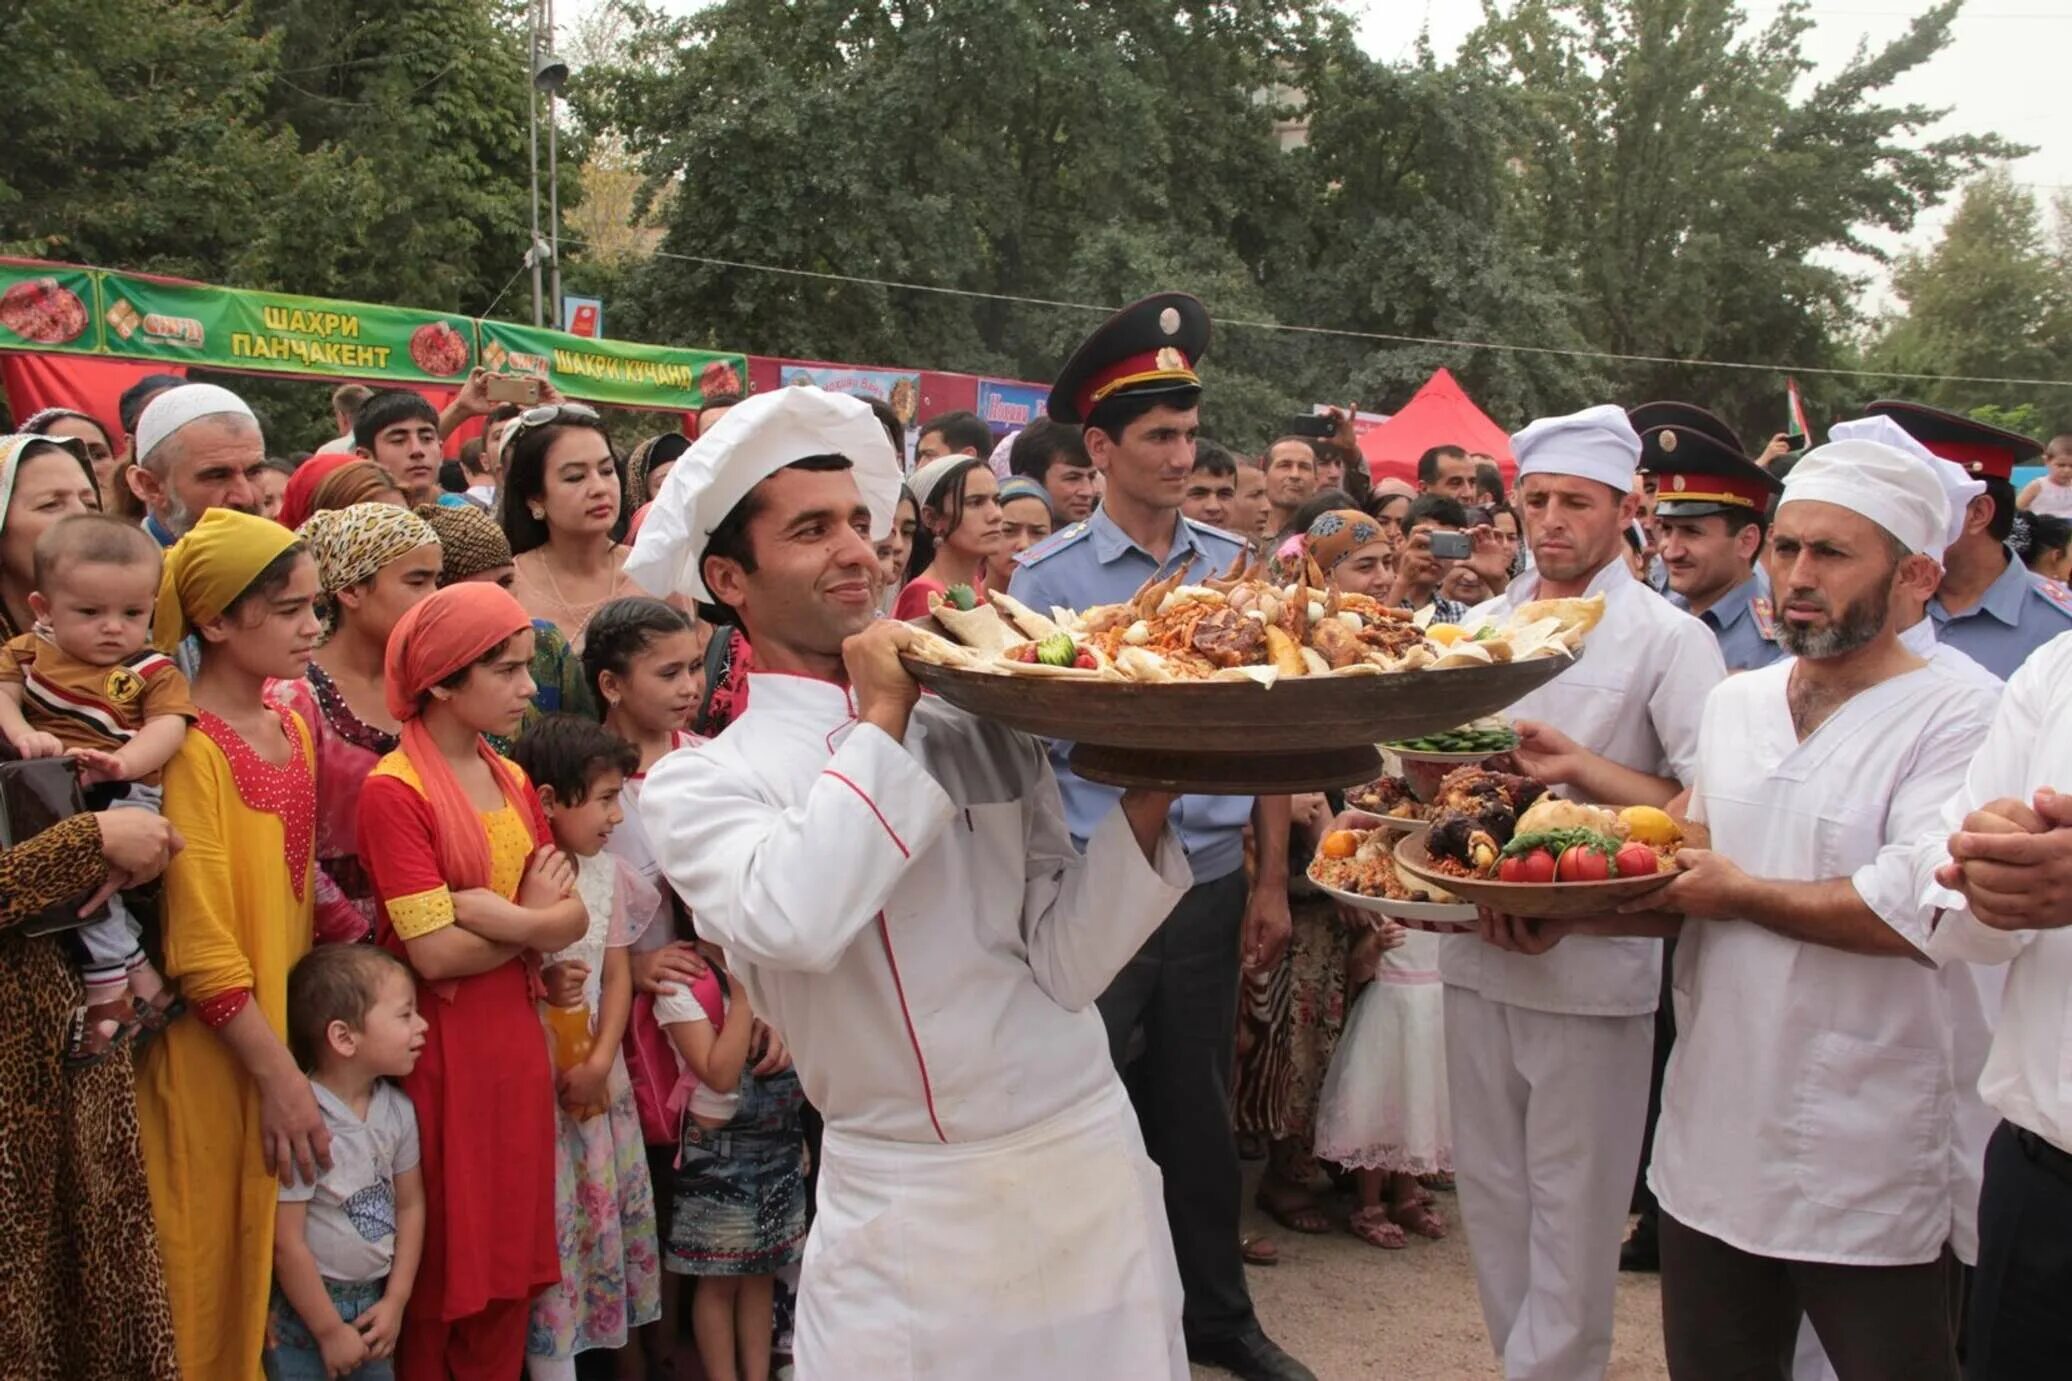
[98,271,480,385]
[479,319,745,410]
[0,264,102,355]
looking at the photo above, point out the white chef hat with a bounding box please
[1828,415,1982,555]
[134,383,258,463]
[626,385,902,604]
[1778,439,1950,557]
[1511,404,1641,493]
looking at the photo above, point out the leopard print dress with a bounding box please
[0,813,180,1380]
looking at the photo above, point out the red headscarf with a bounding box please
[278,452,356,531]
[385,583,539,889]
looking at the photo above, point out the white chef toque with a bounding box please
[133,383,259,463]
[1828,415,1983,555]
[1511,404,1641,493]
[626,385,902,605]
[1778,439,1950,557]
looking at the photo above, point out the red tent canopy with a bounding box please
[1356,368,1514,486]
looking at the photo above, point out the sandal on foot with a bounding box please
[1254,1185,1332,1235]
[1419,1171,1455,1192]
[1390,1199,1449,1240]
[1240,1233,1280,1267]
[62,1002,131,1069]
[1348,1205,1406,1250]
[129,991,184,1050]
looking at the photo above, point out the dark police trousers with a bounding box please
[1097,868,1255,1343]
[1967,1119,2072,1380]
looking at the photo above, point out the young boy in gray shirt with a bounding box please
[269,946,428,1381]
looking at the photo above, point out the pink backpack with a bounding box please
[622,969,725,1146]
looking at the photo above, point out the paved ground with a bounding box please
[1191,1168,1669,1380]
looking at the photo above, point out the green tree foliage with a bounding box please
[1870,171,2072,424]
[580,0,2009,447]
[1458,0,2018,439]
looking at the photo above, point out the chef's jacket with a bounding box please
[642,672,1192,1145]
[1924,630,2072,1158]
[1651,660,1997,1265]
[1439,559,1726,1016]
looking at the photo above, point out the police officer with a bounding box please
[1638,421,1785,673]
[1006,294,1313,1381]
[1868,399,2072,679]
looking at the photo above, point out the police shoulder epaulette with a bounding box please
[1017,521,1091,565]
[1180,515,1248,548]
[1750,595,1777,640]
[2031,574,2072,618]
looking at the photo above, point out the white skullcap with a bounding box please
[1779,439,1950,557]
[626,385,901,604]
[909,453,983,511]
[1511,404,1640,492]
[1828,415,1983,555]
[134,383,258,462]
[987,429,1019,481]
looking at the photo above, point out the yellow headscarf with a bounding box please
[155,508,302,653]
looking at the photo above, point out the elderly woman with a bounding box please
[500,404,627,652]
[273,503,444,941]
[0,433,185,1381]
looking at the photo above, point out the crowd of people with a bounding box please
[1,284,2071,1381]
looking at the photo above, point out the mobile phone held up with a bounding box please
[1428,531,1473,561]
[485,374,543,407]
[1283,414,1337,441]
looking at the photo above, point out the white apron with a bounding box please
[796,1079,1186,1381]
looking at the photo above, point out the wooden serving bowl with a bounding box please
[1392,830,1677,921]
[899,651,1579,793]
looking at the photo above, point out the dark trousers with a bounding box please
[1098,868,1254,1343]
[1968,1120,2072,1379]
[1659,1212,1959,1381]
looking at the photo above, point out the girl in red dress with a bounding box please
[356,583,589,1379]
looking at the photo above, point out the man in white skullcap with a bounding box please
[1546,438,1995,1379]
[125,382,267,544]
[626,385,1192,1380]
[1420,404,1725,1380]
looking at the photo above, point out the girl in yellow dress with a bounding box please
[135,509,327,1381]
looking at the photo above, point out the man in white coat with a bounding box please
[626,386,1194,1379]
[1439,406,1727,1379]
[1919,629,2072,1379]
[1624,439,1995,1379]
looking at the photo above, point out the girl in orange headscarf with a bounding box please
[355,583,588,1378]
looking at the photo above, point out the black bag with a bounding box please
[0,756,111,937]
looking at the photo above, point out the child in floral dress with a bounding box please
[511,714,663,1380]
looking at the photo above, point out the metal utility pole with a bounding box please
[526,0,544,327]
[546,0,562,330]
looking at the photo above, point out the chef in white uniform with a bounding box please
[626,386,1194,1379]
[1639,438,1997,1381]
[1445,405,1726,1380]
[1918,629,2072,1379]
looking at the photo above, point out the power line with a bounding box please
[563,238,2072,390]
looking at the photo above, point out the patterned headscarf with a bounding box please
[414,502,514,585]
[1305,508,1387,574]
[626,432,691,509]
[154,508,301,652]
[298,503,440,639]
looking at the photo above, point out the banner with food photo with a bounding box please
[480,320,746,411]
[0,263,102,356]
[97,271,480,386]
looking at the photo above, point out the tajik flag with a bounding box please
[1786,378,1811,441]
